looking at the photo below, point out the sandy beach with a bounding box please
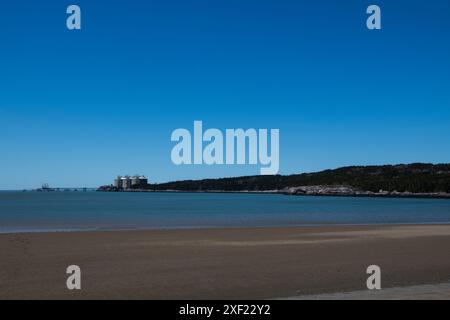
[1,224,450,299]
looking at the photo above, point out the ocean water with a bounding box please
[0,191,450,233]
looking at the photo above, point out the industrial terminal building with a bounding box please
[114,175,148,190]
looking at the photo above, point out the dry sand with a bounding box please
[1,225,450,299]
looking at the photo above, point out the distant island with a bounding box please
[98,163,450,199]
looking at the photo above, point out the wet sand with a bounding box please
[280,282,450,300]
[1,225,450,299]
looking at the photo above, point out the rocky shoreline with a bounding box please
[98,185,450,199]
[280,185,450,199]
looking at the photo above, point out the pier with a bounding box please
[34,184,96,192]
[52,187,97,192]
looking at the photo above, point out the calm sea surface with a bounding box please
[0,191,450,233]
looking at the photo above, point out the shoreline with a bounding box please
[277,281,450,300]
[12,188,450,200]
[2,221,450,235]
[2,224,450,299]
[99,188,450,200]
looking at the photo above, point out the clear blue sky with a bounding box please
[1,0,450,189]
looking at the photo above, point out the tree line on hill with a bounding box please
[138,163,450,194]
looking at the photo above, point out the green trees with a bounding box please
[145,163,450,194]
